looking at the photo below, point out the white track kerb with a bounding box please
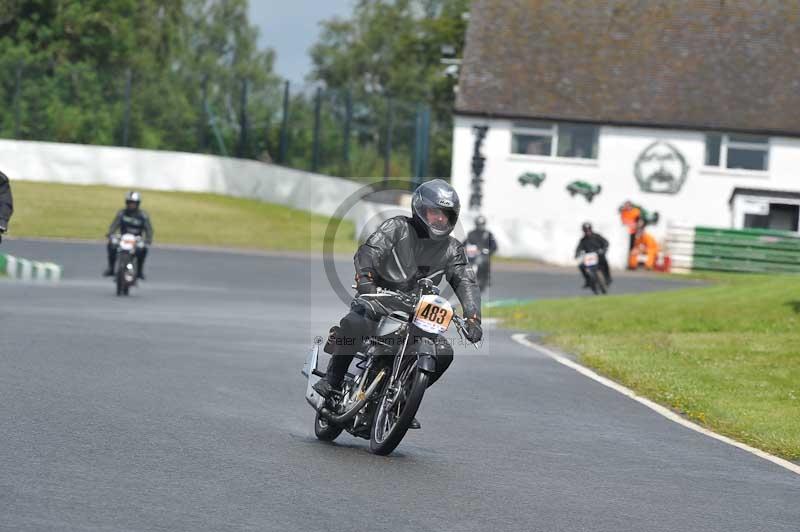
[0,253,62,282]
[511,333,800,476]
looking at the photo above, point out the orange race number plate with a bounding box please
[413,294,454,335]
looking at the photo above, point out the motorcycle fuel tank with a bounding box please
[376,314,407,337]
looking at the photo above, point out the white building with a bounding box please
[450,0,800,268]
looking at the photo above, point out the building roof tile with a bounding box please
[456,0,800,135]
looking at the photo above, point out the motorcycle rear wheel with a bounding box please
[369,366,428,455]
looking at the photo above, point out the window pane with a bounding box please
[705,134,721,166]
[727,147,768,170]
[728,133,768,144]
[744,213,769,229]
[512,134,552,156]
[557,124,598,159]
[513,120,553,130]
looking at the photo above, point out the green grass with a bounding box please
[9,181,356,254]
[486,273,800,461]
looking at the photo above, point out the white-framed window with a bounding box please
[511,121,599,159]
[705,133,769,171]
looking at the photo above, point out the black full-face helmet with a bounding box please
[411,179,460,240]
[475,215,486,230]
[125,190,141,211]
[582,222,593,234]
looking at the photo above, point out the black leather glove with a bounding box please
[355,269,377,295]
[464,317,483,343]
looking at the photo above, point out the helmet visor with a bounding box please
[422,206,456,236]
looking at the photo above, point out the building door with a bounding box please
[768,203,799,232]
[743,203,799,232]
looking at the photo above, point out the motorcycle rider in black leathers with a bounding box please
[103,191,154,279]
[575,222,612,288]
[0,170,13,244]
[465,214,498,283]
[313,180,483,428]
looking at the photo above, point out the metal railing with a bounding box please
[666,224,800,273]
[0,59,448,186]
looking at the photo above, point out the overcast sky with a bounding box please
[248,0,354,85]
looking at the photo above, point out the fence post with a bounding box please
[205,101,228,157]
[410,111,416,183]
[199,75,209,151]
[237,78,249,158]
[383,97,393,185]
[311,87,322,172]
[13,63,22,138]
[342,89,352,176]
[411,104,432,187]
[412,103,422,186]
[420,104,431,179]
[122,68,132,146]
[278,80,290,164]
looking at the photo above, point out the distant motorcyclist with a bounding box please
[464,215,498,289]
[575,222,612,288]
[0,170,13,243]
[103,191,153,279]
[313,179,483,428]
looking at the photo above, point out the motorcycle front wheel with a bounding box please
[369,365,428,455]
[478,273,489,292]
[116,268,124,296]
[314,410,343,442]
[587,269,600,295]
[595,271,608,295]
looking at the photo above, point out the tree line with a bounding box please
[0,0,469,180]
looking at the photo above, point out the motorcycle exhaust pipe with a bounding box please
[320,370,386,425]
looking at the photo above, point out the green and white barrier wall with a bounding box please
[666,224,800,274]
[0,253,63,281]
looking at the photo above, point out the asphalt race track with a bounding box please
[1,240,797,531]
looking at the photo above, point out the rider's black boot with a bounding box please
[312,379,340,399]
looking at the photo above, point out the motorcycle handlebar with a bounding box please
[109,234,146,242]
[109,234,147,249]
[375,287,409,298]
[374,288,470,329]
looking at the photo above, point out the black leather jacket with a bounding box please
[0,171,13,230]
[108,209,154,244]
[575,233,609,257]
[354,216,481,320]
[466,229,497,255]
